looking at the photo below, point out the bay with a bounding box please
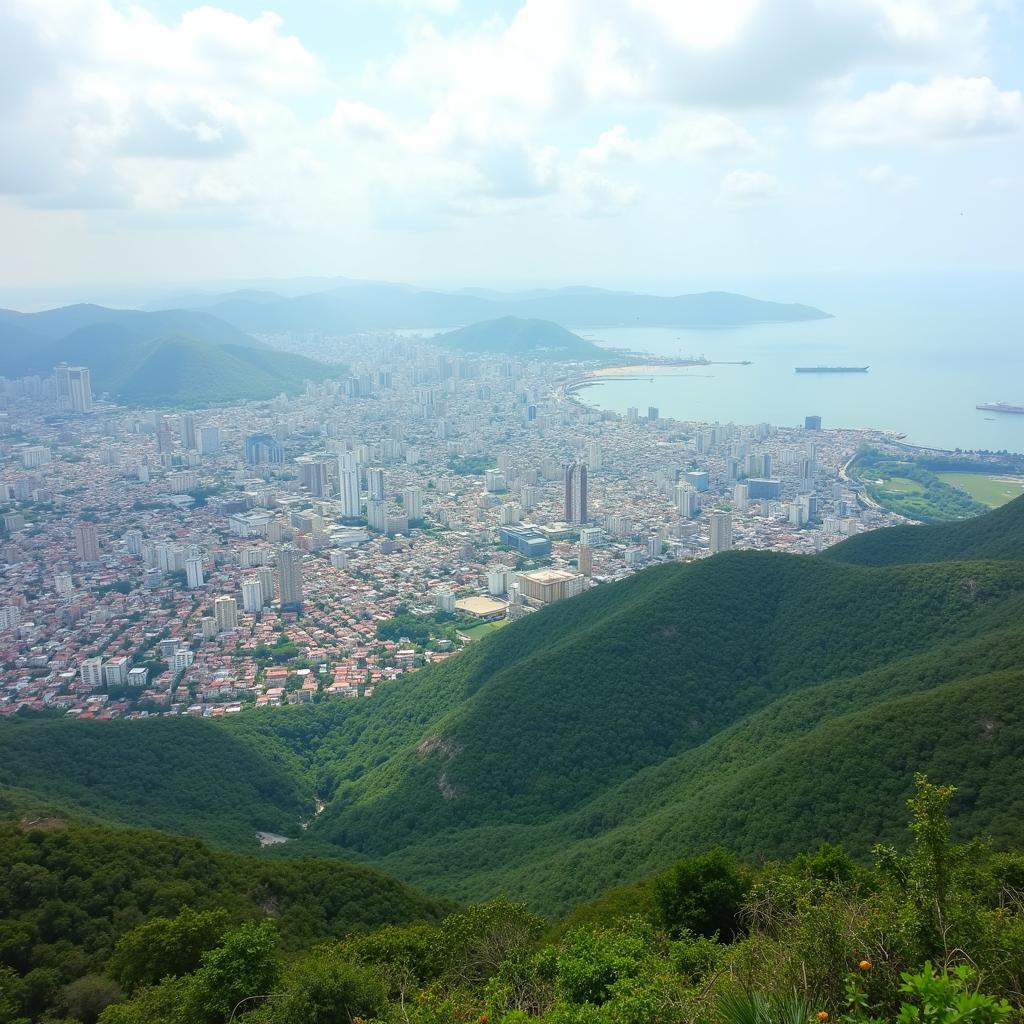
[571,274,1024,454]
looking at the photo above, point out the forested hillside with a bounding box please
[6,500,1024,919]
[0,717,312,849]
[8,780,1024,1024]
[0,821,450,1022]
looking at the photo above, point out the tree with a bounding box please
[260,948,386,1024]
[61,975,123,1024]
[653,848,750,939]
[108,908,230,993]
[185,921,279,1024]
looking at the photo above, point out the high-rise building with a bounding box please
[180,412,197,449]
[245,433,284,465]
[56,364,93,412]
[80,656,105,690]
[213,595,238,632]
[647,406,659,421]
[241,577,263,614]
[338,451,361,517]
[123,529,144,556]
[366,498,387,533]
[733,483,750,511]
[586,440,602,470]
[709,511,734,554]
[675,483,700,518]
[403,486,424,523]
[367,467,386,501]
[277,544,304,611]
[564,462,588,524]
[74,522,100,562]
[199,426,222,456]
[103,656,129,687]
[54,572,74,596]
[200,616,219,640]
[578,544,593,576]
[185,557,205,589]
[805,415,822,431]
[256,566,274,606]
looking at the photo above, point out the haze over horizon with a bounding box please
[2,0,1024,310]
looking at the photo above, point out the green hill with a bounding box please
[0,820,450,1021]
[7,500,1024,918]
[822,492,1024,565]
[249,497,1024,909]
[112,336,336,406]
[436,317,603,357]
[0,304,339,405]
[0,716,312,850]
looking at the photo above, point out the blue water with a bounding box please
[570,275,1024,453]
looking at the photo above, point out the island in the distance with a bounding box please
[436,316,604,358]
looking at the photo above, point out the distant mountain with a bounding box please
[162,282,831,334]
[436,317,604,358]
[0,304,260,348]
[0,304,338,406]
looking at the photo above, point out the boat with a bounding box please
[795,366,869,373]
[977,402,1024,414]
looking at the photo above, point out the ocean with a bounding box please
[570,274,1024,454]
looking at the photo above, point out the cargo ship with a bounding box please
[795,366,869,373]
[977,401,1024,414]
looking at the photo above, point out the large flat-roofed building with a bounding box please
[454,595,508,621]
[499,524,551,557]
[515,567,586,606]
[747,477,783,500]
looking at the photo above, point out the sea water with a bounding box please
[571,274,1024,454]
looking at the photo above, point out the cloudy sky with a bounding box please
[1,0,1022,301]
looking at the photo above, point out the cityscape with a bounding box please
[0,331,904,721]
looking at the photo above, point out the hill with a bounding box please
[173,282,832,333]
[8,500,1024,918]
[436,317,603,357]
[227,496,1023,910]
[822,490,1024,565]
[0,715,312,850]
[0,307,339,406]
[111,336,336,406]
[0,820,450,1021]
[0,304,260,353]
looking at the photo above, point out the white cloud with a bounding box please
[0,0,322,209]
[583,115,761,165]
[572,172,641,217]
[719,169,783,201]
[861,163,919,191]
[816,76,1024,146]
[385,0,990,121]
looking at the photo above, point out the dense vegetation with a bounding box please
[850,448,987,522]
[436,317,603,358]
[8,779,1024,1024]
[7,499,1024,916]
[0,821,449,1022]
[0,717,312,850]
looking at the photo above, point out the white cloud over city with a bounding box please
[0,0,1021,293]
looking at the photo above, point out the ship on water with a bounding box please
[795,366,869,373]
[977,401,1024,414]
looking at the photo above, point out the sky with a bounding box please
[1,0,1023,304]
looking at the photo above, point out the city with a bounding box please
[0,332,903,720]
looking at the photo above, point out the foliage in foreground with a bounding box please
[5,777,1024,1024]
